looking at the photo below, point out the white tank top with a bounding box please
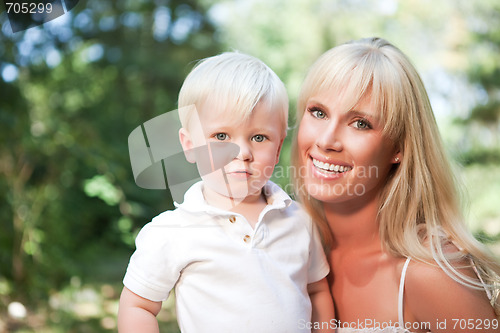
[336,257,414,333]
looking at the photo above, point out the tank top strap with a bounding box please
[398,257,411,328]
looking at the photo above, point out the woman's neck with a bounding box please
[324,190,381,251]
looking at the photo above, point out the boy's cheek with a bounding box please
[193,142,240,175]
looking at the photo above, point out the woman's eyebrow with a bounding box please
[345,109,379,120]
[307,98,380,120]
[306,99,329,110]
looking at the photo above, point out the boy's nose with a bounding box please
[236,141,252,161]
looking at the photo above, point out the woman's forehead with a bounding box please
[309,83,376,111]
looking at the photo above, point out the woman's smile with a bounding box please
[310,156,353,180]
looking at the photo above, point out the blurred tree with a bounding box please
[0,0,222,325]
[455,0,500,164]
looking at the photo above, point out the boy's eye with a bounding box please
[351,119,372,130]
[215,133,227,140]
[252,134,266,142]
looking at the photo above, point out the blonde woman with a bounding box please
[292,37,499,332]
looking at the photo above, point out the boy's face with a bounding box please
[179,101,285,207]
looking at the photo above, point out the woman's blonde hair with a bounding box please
[291,37,500,314]
[178,52,288,138]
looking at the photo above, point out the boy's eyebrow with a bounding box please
[256,126,279,133]
[202,123,235,132]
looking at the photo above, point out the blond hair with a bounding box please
[178,52,288,137]
[291,37,500,314]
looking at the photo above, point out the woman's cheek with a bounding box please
[297,117,314,154]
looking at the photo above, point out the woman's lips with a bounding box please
[312,158,353,173]
[310,157,352,179]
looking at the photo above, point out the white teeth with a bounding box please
[312,158,352,173]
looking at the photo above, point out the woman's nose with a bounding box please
[316,122,343,152]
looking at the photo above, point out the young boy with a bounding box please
[118,52,334,332]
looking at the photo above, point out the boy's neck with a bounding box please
[202,186,268,229]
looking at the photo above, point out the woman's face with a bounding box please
[296,90,399,204]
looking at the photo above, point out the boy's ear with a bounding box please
[275,137,285,165]
[179,128,196,163]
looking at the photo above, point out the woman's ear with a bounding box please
[179,128,196,163]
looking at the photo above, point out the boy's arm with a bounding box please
[118,287,162,333]
[308,277,335,333]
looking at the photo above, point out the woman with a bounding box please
[292,37,499,332]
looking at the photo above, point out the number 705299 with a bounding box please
[5,2,53,14]
[452,318,499,330]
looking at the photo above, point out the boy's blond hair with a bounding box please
[178,52,288,138]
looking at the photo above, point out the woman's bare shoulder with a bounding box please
[404,259,497,332]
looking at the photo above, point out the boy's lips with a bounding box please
[225,169,252,178]
[225,167,251,173]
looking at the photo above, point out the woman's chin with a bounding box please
[300,181,363,204]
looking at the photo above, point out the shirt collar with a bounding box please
[174,180,292,216]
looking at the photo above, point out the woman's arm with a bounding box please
[308,277,336,332]
[118,287,162,333]
[406,260,498,333]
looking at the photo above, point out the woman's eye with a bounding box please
[252,135,266,142]
[215,133,227,140]
[308,108,326,119]
[352,119,371,130]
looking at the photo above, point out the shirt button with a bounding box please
[243,235,251,243]
[229,216,236,223]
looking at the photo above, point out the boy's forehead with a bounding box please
[199,98,282,125]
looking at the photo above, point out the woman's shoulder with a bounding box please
[404,258,497,330]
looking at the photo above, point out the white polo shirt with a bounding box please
[123,181,329,333]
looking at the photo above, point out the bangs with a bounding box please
[298,42,406,142]
[202,91,286,130]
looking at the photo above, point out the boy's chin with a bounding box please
[206,184,251,201]
[202,179,266,208]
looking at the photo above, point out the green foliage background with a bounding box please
[0,0,499,331]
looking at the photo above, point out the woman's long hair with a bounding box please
[291,37,500,315]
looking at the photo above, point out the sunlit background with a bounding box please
[1,0,499,331]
